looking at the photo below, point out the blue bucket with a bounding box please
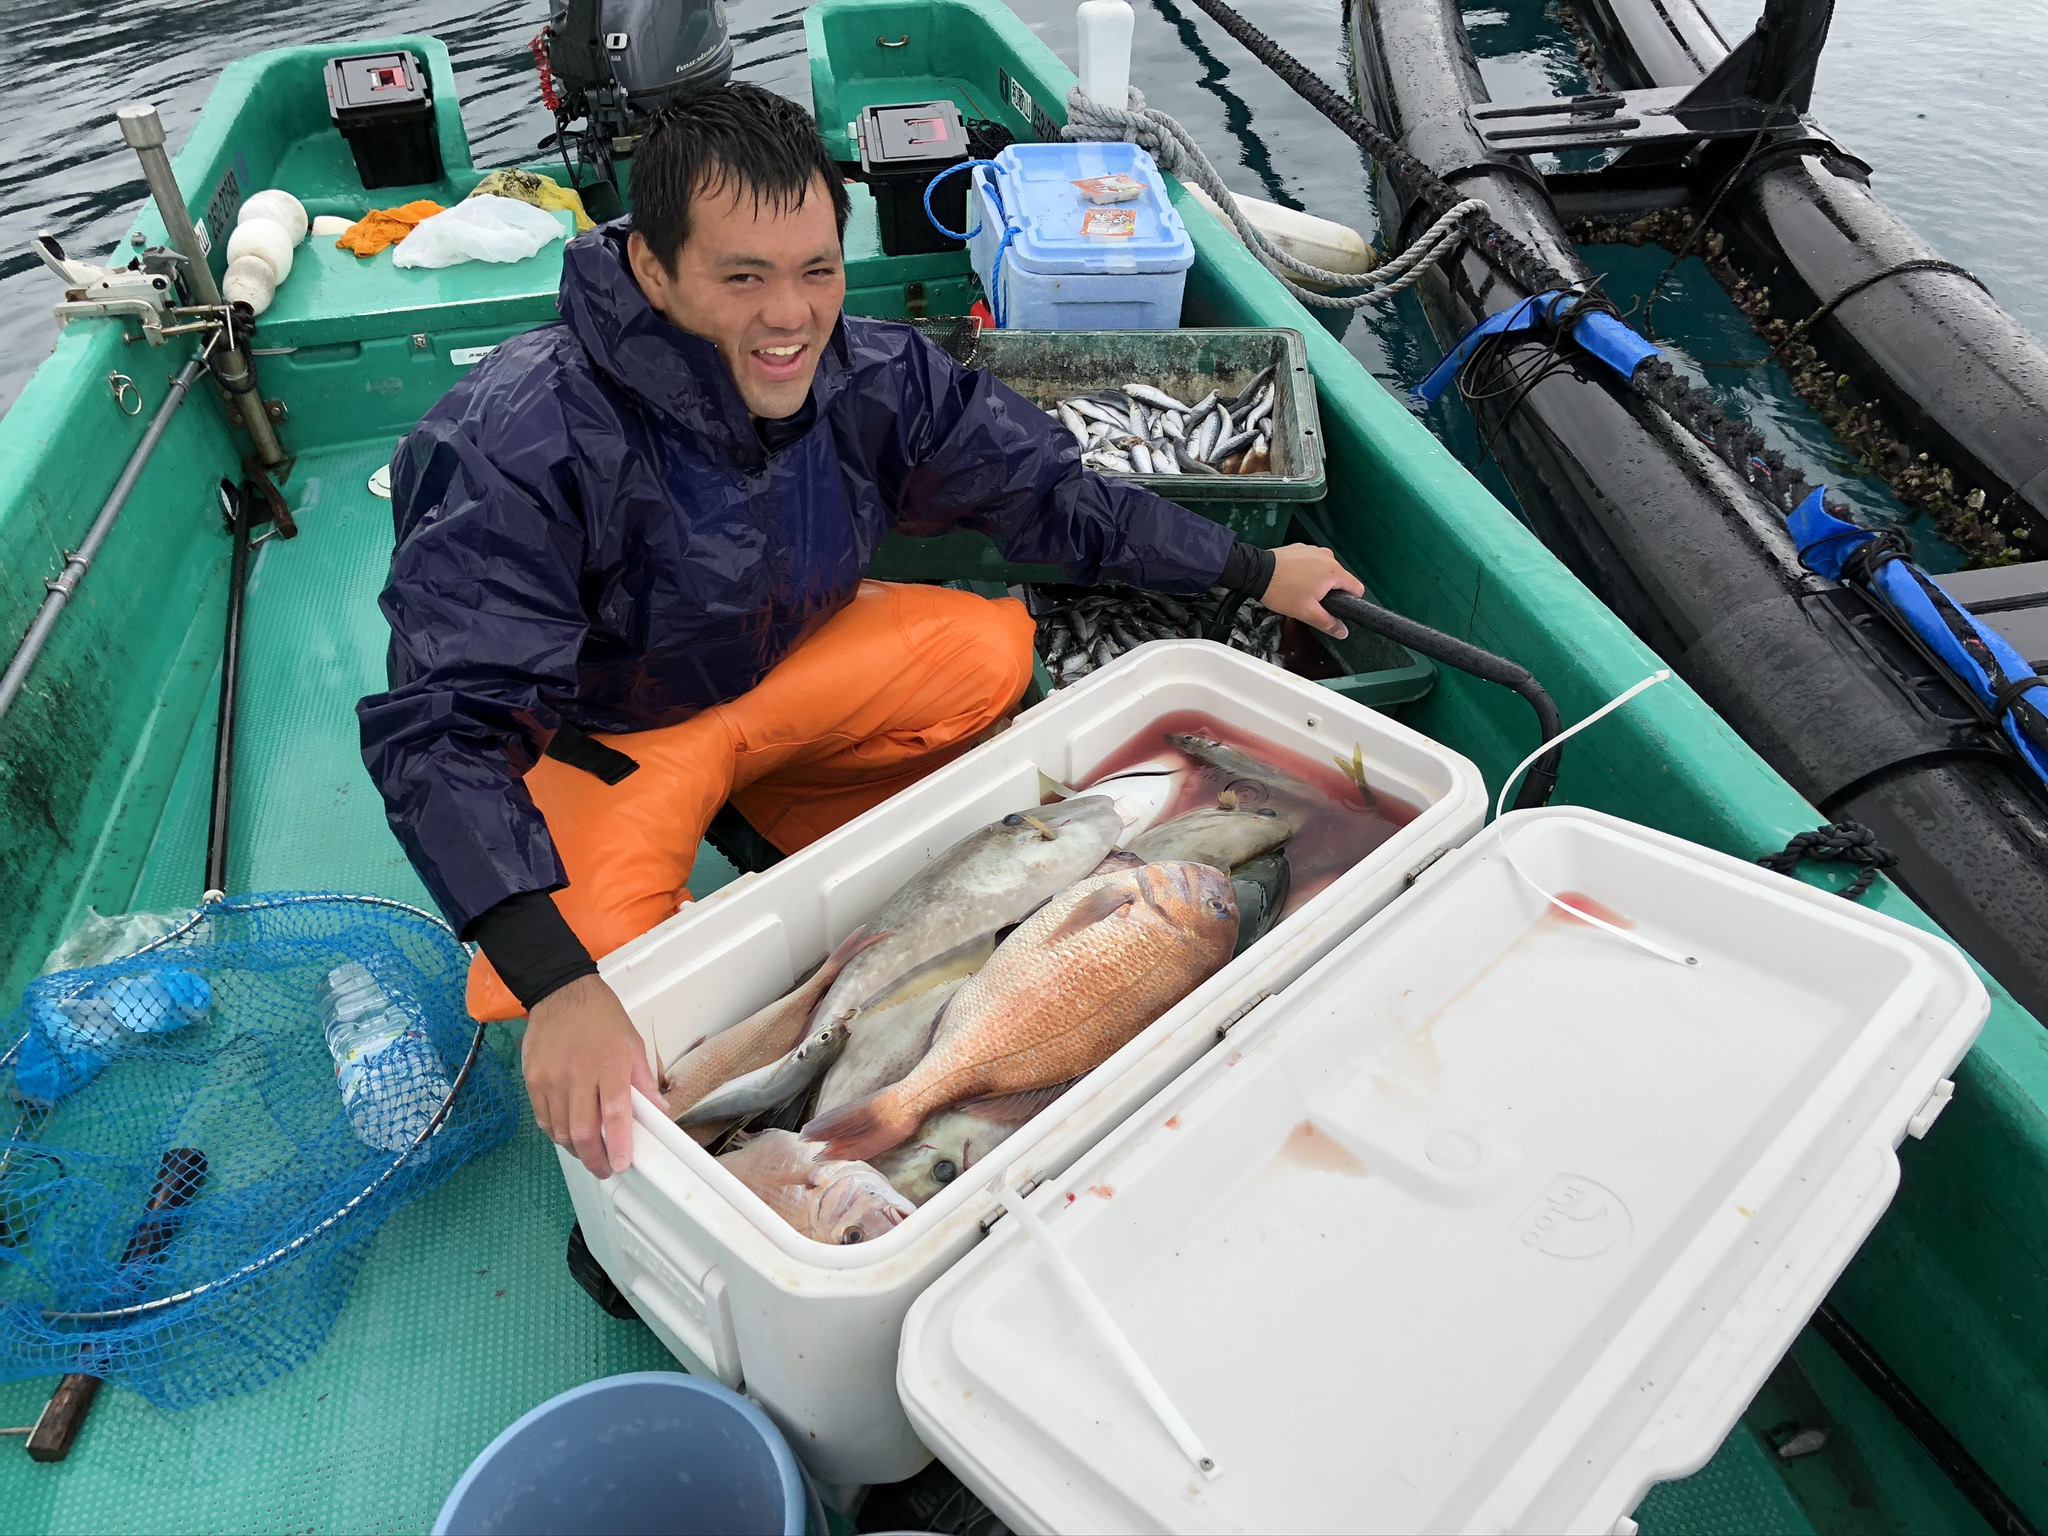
[433,1371,815,1536]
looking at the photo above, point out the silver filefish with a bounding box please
[1127,803,1297,870]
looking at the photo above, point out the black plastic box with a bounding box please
[325,51,442,191]
[856,101,970,257]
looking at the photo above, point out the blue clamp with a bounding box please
[1792,487,2048,787]
[1412,291,1660,406]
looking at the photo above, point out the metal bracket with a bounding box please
[35,232,177,345]
[1469,0,1837,158]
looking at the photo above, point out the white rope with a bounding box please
[1061,86,1488,309]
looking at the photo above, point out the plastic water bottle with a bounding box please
[318,959,452,1153]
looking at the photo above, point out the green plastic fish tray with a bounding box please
[965,326,1327,547]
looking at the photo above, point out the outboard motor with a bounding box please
[534,0,733,204]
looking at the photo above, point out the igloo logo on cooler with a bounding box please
[1518,1174,1631,1259]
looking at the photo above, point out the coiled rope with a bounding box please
[1149,0,1828,514]
[1060,86,1488,309]
[1756,821,1898,901]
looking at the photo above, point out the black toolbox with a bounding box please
[855,100,971,256]
[325,51,442,190]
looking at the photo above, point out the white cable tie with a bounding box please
[1492,668,1672,824]
[998,1182,1220,1478]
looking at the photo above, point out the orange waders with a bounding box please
[466,581,1036,1020]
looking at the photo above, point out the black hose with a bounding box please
[1322,592,1562,809]
[204,480,254,896]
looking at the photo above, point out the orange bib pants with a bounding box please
[467,581,1036,1020]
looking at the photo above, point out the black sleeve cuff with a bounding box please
[1218,540,1277,600]
[469,889,599,1010]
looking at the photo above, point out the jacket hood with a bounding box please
[556,219,851,462]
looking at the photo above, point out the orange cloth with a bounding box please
[336,200,447,257]
[466,581,1036,1021]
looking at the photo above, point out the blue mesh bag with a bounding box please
[0,892,515,1409]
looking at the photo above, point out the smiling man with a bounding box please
[359,84,1360,1180]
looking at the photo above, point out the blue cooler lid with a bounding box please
[981,142,1194,276]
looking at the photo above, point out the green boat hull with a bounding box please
[0,10,2040,1529]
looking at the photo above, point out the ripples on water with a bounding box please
[0,0,2039,563]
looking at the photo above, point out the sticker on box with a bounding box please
[1080,207,1137,238]
[1072,173,1144,205]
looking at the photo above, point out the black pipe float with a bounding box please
[1349,0,2048,1022]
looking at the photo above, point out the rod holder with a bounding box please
[116,102,287,471]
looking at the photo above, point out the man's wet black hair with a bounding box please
[633,83,850,270]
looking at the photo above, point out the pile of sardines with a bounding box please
[659,733,1322,1244]
[1050,364,1277,477]
[1034,584,1285,688]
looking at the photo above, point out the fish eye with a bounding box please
[1210,900,1232,918]
[840,1228,865,1244]
[1002,812,1026,827]
[932,1159,958,1183]
[1255,807,1278,818]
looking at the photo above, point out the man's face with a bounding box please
[629,173,846,420]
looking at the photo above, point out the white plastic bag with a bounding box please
[392,195,566,269]
[39,906,194,974]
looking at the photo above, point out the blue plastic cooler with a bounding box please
[966,142,1194,329]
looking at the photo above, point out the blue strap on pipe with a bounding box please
[1412,291,1661,406]
[1792,487,2048,787]
[924,159,1020,327]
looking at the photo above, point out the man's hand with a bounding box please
[523,973,667,1178]
[1258,543,1365,638]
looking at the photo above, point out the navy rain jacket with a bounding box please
[359,222,1234,934]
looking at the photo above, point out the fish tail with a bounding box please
[802,1088,921,1162]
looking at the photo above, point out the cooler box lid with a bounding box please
[325,51,432,122]
[900,808,1987,1534]
[980,142,1194,276]
[857,100,970,173]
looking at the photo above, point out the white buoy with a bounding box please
[238,189,308,246]
[225,219,293,285]
[222,255,278,315]
[311,214,356,237]
[1182,183,1377,285]
[1077,0,1134,106]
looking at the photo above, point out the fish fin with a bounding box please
[956,1081,1073,1126]
[821,924,889,979]
[1044,884,1139,945]
[802,1089,922,1162]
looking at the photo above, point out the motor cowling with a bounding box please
[544,0,733,129]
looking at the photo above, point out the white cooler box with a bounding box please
[561,641,1488,1483]
[902,808,1989,1534]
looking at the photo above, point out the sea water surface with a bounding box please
[0,0,2041,559]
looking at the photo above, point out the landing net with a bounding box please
[0,892,514,1409]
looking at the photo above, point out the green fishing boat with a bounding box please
[0,0,2042,1528]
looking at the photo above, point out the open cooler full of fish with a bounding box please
[901,808,1990,1534]
[558,641,1488,1483]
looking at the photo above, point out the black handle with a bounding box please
[25,1148,207,1463]
[1321,591,1562,810]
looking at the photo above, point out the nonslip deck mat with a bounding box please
[0,443,1919,1533]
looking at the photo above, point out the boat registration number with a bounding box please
[999,68,1060,144]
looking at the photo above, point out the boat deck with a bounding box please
[0,15,2037,1532]
[0,432,1992,1536]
